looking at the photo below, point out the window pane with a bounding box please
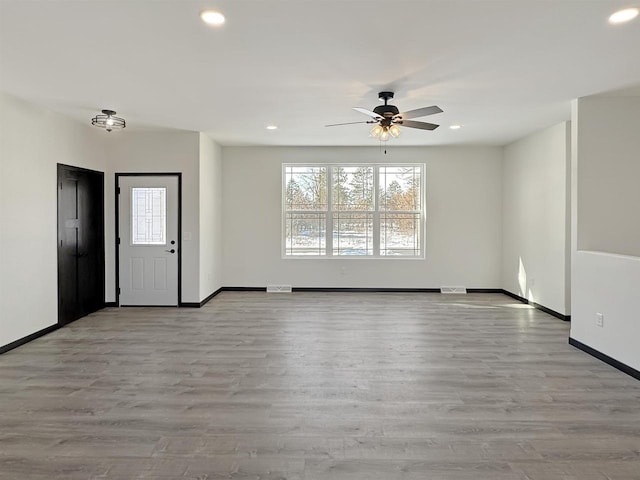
[284,166,327,210]
[380,213,421,256]
[132,187,166,245]
[283,163,424,258]
[379,165,422,211]
[285,213,326,256]
[333,212,373,256]
[331,166,374,211]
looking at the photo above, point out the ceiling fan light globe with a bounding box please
[389,125,401,137]
[379,129,390,142]
[370,125,383,138]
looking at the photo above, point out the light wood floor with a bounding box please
[1,292,639,479]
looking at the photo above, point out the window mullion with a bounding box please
[373,165,380,256]
[326,167,333,256]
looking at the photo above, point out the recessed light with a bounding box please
[200,10,225,26]
[449,124,462,130]
[609,7,639,24]
[266,125,278,130]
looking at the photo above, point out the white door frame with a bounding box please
[115,172,182,306]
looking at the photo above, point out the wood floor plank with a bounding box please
[1,292,639,479]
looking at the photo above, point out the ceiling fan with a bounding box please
[326,91,443,141]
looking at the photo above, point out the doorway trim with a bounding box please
[115,172,182,307]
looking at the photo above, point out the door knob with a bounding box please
[165,249,176,254]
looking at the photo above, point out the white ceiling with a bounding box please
[1,0,639,147]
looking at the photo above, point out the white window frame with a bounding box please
[282,163,425,259]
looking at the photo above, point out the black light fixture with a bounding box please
[91,109,126,132]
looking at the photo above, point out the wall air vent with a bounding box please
[440,286,467,294]
[266,285,292,293]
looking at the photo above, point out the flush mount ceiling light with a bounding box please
[91,109,126,132]
[266,125,278,130]
[609,7,639,24]
[449,124,462,130]
[200,10,226,26]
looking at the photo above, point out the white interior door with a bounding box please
[118,176,179,306]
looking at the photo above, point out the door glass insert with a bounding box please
[131,187,167,245]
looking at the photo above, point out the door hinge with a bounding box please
[118,287,121,294]
[116,187,120,194]
[117,237,120,245]
[59,182,63,190]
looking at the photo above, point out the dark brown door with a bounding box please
[57,164,105,325]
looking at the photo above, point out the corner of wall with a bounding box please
[197,134,223,301]
[500,122,570,315]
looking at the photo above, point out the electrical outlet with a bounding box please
[596,313,604,328]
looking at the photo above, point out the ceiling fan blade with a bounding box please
[398,120,440,131]
[353,107,383,119]
[397,105,443,120]
[325,121,374,127]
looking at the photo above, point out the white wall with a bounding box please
[575,97,640,258]
[221,146,503,288]
[572,251,640,369]
[198,133,223,300]
[571,96,640,371]
[502,122,571,314]
[0,92,107,346]
[105,131,201,303]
